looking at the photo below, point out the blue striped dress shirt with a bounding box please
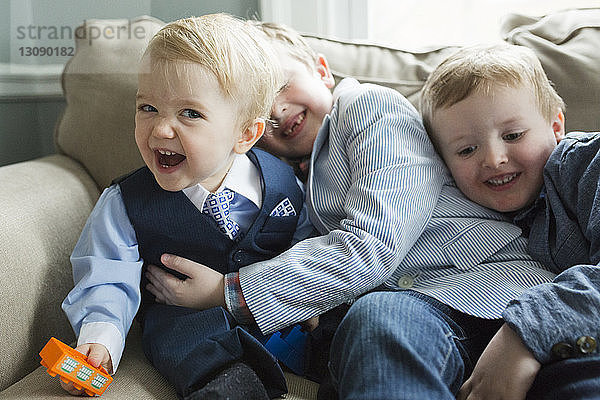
[239,78,555,335]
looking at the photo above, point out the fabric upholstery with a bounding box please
[304,35,459,108]
[55,16,163,190]
[0,325,175,399]
[0,154,98,391]
[54,11,600,190]
[501,8,600,132]
[0,324,318,399]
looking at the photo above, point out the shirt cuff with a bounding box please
[224,272,255,325]
[78,322,124,374]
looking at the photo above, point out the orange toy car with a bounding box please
[39,337,113,396]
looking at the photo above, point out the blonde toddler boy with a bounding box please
[422,43,600,399]
[61,14,313,400]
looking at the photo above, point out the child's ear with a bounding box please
[234,118,265,154]
[552,110,566,143]
[316,54,335,89]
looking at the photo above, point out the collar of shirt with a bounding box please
[182,153,263,211]
[509,188,546,237]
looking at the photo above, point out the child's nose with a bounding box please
[271,100,287,119]
[152,118,176,139]
[483,145,508,168]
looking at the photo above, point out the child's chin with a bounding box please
[153,175,184,192]
[492,201,527,214]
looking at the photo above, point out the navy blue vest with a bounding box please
[117,149,303,277]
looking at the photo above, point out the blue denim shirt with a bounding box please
[504,132,600,364]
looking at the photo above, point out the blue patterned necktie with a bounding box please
[202,189,240,240]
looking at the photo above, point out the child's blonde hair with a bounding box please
[143,13,282,130]
[248,20,319,71]
[421,43,565,140]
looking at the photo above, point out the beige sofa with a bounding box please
[1,8,599,399]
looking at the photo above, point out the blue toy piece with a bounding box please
[263,324,309,375]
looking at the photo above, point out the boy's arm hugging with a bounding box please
[503,132,600,363]
[460,132,600,399]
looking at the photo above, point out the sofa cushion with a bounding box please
[0,324,318,400]
[303,35,458,109]
[0,324,176,399]
[501,8,600,132]
[54,16,163,189]
[0,154,99,392]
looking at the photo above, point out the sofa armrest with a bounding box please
[0,154,99,391]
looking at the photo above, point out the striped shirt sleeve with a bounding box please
[238,81,448,334]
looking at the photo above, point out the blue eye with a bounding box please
[182,109,203,119]
[138,104,157,112]
[503,131,524,141]
[458,146,476,157]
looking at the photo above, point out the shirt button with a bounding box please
[232,250,244,263]
[551,342,574,359]
[576,336,597,354]
[397,275,414,289]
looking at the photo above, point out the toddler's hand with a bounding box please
[457,323,540,400]
[145,254,225,310]
[60,343,112,396]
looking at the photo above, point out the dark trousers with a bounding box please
[141,304,287,399]
[528,357,600,400]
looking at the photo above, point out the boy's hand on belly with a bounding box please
[456,323,540,400]
[145,254,226,310]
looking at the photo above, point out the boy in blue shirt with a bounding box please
[421,43,600,399]
[60,14,313,400]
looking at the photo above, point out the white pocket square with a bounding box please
[270,198,297,217]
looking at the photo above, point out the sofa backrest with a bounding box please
[303,35,459,107]
[54,16,163,190]
[54,9,600,190]
[501,8,600,133]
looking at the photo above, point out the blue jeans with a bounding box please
[328,290,502,399]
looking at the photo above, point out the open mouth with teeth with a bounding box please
[282,111,306,138]
[156,149,186,168]
[485,172,520,187]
